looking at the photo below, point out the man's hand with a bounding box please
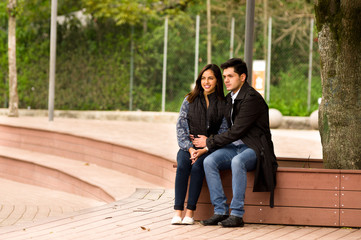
[189,134,195,142]
[192,135,207,148]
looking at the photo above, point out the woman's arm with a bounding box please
[218,117,229,134]
[176,98,193,151]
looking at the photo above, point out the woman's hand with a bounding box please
[188,147,198,163]
[190,148,208,165]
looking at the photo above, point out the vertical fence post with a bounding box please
[48,0,58,121]
[307,18,314,112]
[266,17,272,103]
[194,15,200,81]
[129,25,134,111]
[230,17,235,59]
[161,17,168,112]
[244,0,255,85]
[207,0,211,63]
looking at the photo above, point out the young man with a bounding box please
[193,58,278,227]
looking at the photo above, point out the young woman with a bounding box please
[172,64,227,225]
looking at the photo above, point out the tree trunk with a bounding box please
[315,0,361,169]
[7,0,19,117]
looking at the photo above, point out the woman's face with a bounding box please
[201,69,217,95]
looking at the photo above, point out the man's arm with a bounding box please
[207,93,264,150]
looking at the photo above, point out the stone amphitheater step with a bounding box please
[0,146,161,203]
[0,123,176,189]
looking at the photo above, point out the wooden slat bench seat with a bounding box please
[177,160,361,228]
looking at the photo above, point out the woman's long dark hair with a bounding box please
[186,64,225,103]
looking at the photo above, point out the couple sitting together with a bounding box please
[172,58,278,227]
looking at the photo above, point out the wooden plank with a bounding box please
[277,156,323,169]
[277,161,324,169]
[297,228,339,240]
[243,206,340,227]
[197,183,339,208]
[194,204,341,227]
[340,191,361,209]
[213,168,340,190]
[224,225,286,239]
[245,188,339,208]
[340,209,361,228]
[193,203,214,220]
[317,228,360,240]
[275,170,340,190]
[276,227,321,240]
[341,172,361,191]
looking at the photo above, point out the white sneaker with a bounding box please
[182,216,194,225]
[171,216,182,225]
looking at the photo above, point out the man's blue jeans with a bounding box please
[203,144,257,218]
[174,149,208,211]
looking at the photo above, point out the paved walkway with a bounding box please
[1,189,360,240]
[2,115,359,239]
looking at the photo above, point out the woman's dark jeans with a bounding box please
[174,149,207,211]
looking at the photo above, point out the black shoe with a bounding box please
[219,215,244,227]
[200,214,229,226]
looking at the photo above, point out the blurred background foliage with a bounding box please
[0,0,321,115]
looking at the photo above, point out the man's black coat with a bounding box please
[206,82,278,207]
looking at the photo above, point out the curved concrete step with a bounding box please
[0,146,160,203]
[0,124,176,189]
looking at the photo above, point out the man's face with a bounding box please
[223,67,246,93]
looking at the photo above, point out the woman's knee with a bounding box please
[177,150,191,170]
[191,161,204,174]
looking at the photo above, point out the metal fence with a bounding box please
[1,12,321,115]
[128,14,320,114]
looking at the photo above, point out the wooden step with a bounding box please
[0,146,156,202]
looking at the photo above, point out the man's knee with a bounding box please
[203,155,216,169]
[231,151,257,171]
[231,157,246,170]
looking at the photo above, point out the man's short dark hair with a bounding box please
[220,58,248,82]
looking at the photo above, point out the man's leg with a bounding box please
[201,144,237,225]
[220,144,257,227]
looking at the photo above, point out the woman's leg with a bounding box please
[185,153,208,213]
[174,149,192,212]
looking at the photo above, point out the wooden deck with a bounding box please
[0,189,360,240]
[0,116,360,239]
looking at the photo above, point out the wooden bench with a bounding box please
[179,158,361,228]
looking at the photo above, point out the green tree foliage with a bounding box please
[82,0,198,25]
[0,1,8,108]
[0,0,322,115]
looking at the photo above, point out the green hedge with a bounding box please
[0,3,321,116]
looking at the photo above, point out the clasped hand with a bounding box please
[189,135,208,164]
